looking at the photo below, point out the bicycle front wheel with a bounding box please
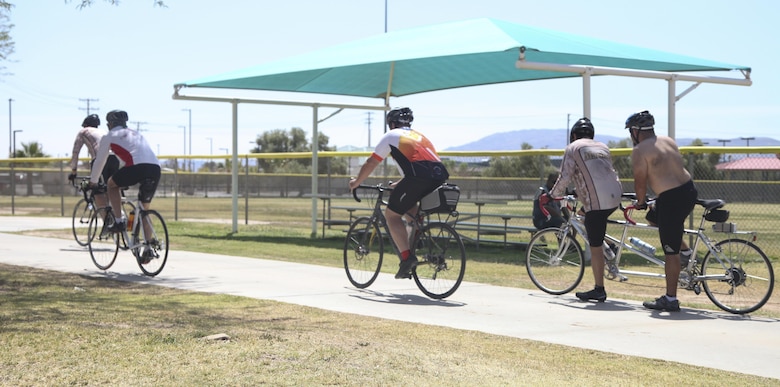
[71,198,94,246]
[134,210,169,277]
[526,228,585,295]
[701,238,774,314]
[87,211,119,270]
[343,217,383,289]
[412,222,466,299]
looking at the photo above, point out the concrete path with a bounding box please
[1,216,778,380]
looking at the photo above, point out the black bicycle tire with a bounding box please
[136,209,169,277]
[525,228,585,295]
[87,210,118,270]
[701,238,774,314]
[71,198,93,246]
[412,222,466,299]
[343,216,383,289]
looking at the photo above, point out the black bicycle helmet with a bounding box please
[81,114,100,128]
[386,107,413,128]
[106,110,129,128]
[625,110,655,130]
[570,117,595,139]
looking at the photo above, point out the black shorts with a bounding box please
[584,207,617,248]
[386,177,444,215]
[90,155,120,184]
[110,164,161,203]
[655,180,697,255]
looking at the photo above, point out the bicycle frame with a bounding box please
[353,185,425,257]
[345,183,467,299]
[530,193,774,313]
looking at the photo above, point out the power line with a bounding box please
[78,98,99,116]
[128,121,148,131]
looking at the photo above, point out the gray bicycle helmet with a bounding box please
[625,110,655,131]
[106,110,129,128]
[82,114,100,128]
[386,107,413,128]
[570,117,595,140]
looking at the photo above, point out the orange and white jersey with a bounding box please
[371,127,448,180]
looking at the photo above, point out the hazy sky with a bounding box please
[1,0,777,157]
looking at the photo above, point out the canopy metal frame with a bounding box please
[172,87,387,235]
[173,53,752,237]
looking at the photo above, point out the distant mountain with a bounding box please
[444,129,780,151]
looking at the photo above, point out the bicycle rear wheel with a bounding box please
[134,210,169,277]
[87,211,119,270]
[71,198,93,246]
[701,238,774,314]
[526,228,585,295]
[412,222,466,299]
[343,217,383,289]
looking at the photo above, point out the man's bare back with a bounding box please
[632,135,691,196]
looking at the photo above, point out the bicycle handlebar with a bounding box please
[620,193,656,225]
[539,194,576,220]
[351,183,394,203]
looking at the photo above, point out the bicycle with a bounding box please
[526,193,774,314]
[344,183,466,299]
[70,176,134,247]
[80,178,169,277]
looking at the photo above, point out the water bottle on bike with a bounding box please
[629,237,656,255]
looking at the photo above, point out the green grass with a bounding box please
[10,194,780,318]
[3,195,780,383]
[1,264,777,386]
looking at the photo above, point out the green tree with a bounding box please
[13,141,48,195]
[0,2,14,74]
[683,138,722,180]
[250,128,346,175]
[608,138,634,180]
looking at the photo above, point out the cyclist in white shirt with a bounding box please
[89,110,161,256]
[544,117,622,303]
[68,114,120,213]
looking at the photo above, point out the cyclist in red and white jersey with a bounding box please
[89,110,161,239]
[349,107,449,279]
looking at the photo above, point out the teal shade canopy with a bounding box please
[178,18,749,99]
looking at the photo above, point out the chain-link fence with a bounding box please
[2,147,779,258]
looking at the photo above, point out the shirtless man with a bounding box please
[627,110,698,312]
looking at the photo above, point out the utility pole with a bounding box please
[128,121,148,131]
[717,139,731,163]
[78,98,99,116]
[740,136,755,158]
[365,112,373,148]
[8,98,12,158]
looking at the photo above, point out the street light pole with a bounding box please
[12,129,22,157]
[717,139,731,163]
[179,125,186,170]
[8,98,13,158]
[182,108,192,170]
[207,137,213,155]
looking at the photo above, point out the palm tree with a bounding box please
[13,141,48,195]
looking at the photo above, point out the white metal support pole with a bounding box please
[311,105,320,238]
[231,100,239,233]
[582,68,592,119]
[668,75,677,139]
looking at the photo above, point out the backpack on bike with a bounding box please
[420,183,460,214]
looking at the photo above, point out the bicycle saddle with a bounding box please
[696,198,725,210]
